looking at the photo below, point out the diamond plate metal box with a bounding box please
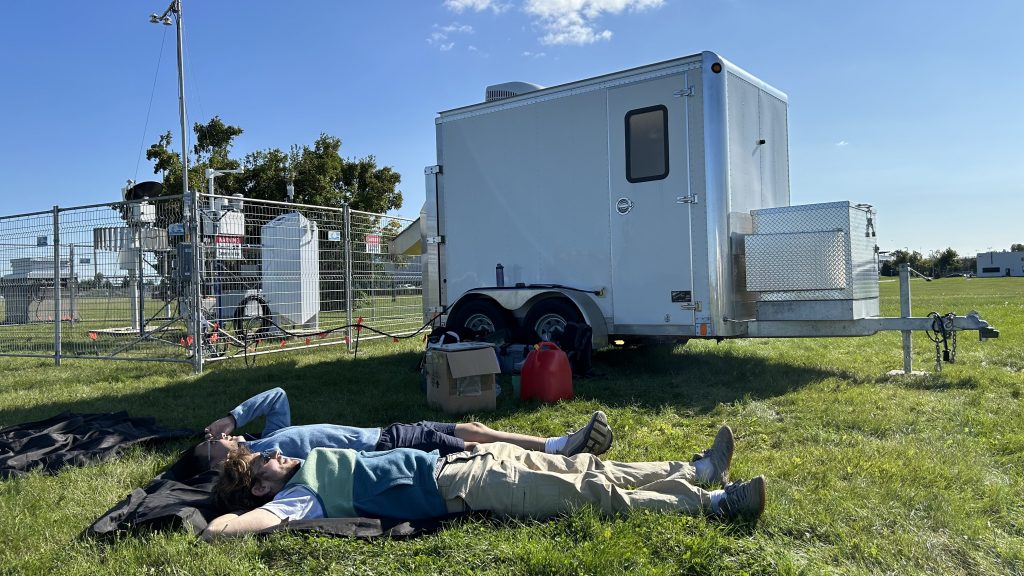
[745,231,848,292]
[743,201,879,319]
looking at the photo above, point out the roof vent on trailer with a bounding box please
[485,81,543,102]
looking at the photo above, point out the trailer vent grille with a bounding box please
[485,81,544,102]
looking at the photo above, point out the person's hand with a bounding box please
[204,415,236,440]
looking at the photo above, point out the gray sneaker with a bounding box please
[719,476,766,522]
[561,411,613,456]
[692,425,734,486]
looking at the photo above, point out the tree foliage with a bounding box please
[889,249,924,268]
[881,249,923,275]
[930,247,960,275]
[1011,243,1024,252]
[882,247,968,277]
[145,119,402,214]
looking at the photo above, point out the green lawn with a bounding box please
[0,277,1021,575]
[0,293,425,361]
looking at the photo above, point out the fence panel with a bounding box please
[0,210,62,357]
[195,196,342,361]
[0,195,425,369]
[57,198,190,361]
[195,196,423,363]
[349,209,424,341]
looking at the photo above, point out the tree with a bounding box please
[928,247,959,276]
[146,117,245,198]
[148,123,404,214]
[890,249,924,268]
[240,134,403,214]
[142,120,404,313]
[1011,243,1024,252]
[193,116,243,169]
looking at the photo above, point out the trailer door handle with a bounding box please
[615,197,634,215]
[676,195,698,204]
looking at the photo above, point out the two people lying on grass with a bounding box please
[202,425,766,539]
[193,388,613,472]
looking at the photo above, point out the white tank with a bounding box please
[261,212,319,328]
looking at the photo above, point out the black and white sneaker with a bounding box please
[718,476,766,522]
[692,425,734,486]
[561,411,613,456]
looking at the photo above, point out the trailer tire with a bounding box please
[524,298,584,343]
[447,300,511,339]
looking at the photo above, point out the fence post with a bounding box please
[191,196,204,374]
[137,230,145,336]
[344,204,353,351]
[899,263,913,374]
[69,244,77,323]
[53,206,61,366]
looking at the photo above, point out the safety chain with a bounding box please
[926,312,958,372]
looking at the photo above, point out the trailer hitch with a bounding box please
[979,326,1000,341]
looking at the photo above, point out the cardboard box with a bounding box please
[425,343,500,414]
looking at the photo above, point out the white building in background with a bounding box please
[976,251,1024,277]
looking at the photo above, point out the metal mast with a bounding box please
[151,0,202,372]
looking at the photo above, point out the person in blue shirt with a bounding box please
[203,425,767,539]
[193,388,612,471]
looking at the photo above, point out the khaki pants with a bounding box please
[435,442,710,519]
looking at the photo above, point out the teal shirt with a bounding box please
[285,447,448,520]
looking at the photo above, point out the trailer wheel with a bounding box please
[448,300,510,338]
[524,298,583,343]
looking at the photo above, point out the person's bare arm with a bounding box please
[202,508,282,540]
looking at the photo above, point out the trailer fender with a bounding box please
[447,288,608,349]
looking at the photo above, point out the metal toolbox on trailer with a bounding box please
[745,201,879,321]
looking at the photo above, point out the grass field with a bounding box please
[0,277,1021,575]
[0,293,424,361]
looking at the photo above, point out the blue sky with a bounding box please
[1,0,1021,257]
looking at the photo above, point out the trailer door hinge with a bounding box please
[424,165,442,175]
[676,194,698,204]
[674,86,695,98]
[425,235,445,245]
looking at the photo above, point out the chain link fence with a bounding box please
[0,195,423,370]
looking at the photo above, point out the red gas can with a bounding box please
[519,342,573,403]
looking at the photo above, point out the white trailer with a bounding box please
[419,51,997,368]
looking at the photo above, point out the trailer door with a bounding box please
[608,74,696,332]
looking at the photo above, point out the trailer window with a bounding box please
[981,267,1000,273]
[625,105,669,183]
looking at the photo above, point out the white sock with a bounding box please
[692,457,712,484]
[709,489,726,512]
[544,436,568,454]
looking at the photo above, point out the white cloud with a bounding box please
[524,0,664,45]
[444,0,509,13]
[440,22,475,34]
[522,50,547,58]
[835,140,849,147]
[428,22,475,50]
[440,0,664,46]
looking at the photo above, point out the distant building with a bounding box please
[976,251,1024,277]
